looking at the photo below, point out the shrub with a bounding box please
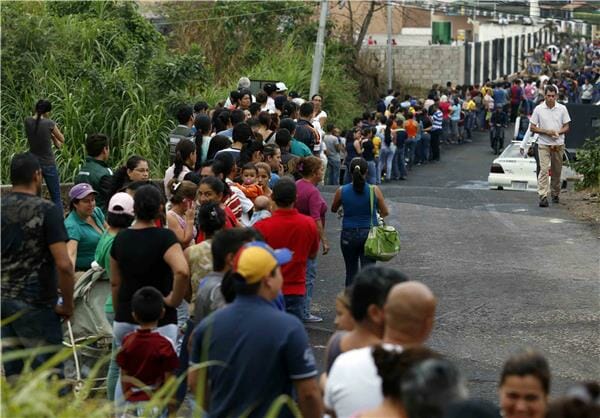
[573,136,600,189]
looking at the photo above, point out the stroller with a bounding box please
[62,263,113,392]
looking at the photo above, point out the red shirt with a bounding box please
[196,205,238,244]
[254,209,319,296]
[116,329,179,402]
[439,101,451,120]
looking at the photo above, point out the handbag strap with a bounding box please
[369,185,374,227]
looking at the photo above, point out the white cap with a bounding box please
[276,82,288,92]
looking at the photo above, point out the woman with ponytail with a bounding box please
[331,157,389,286]
[24,99,65,208]
[109,155,149,197]
[163,139,197,200]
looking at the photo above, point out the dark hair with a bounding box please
[212,228,262,272]
[194,114,211,135]
[197,201,225,238]
[275,128,292,149]
[272,178,296,207]
[311,93,322,101]
[34,99,52,134]
[545,85,558,94]
[350,157,368,193]
[281,101,298,119]
[299,102,314,118]
[134,184,163,221]
[173,139,196,180]
[258,111,271,128]
[239,140,264,167]
[177,105,194,125]
[168,179,197,204]
[248,102,261,117]
[295,156,322,178]
[183,171,201,185]
[200,175,225,196]
[263,144,280,161]
[206,135,231,160]
[232,122,253,145]
[10,152,40,186]
[230,109,246,126]
[229,90,241,105]
[373,346,441,399]
[384,118,393,147]
[110,155,147,196]
[194,101,208,113]
[106,212,135,229]
[279,118,296,135]
[500,350,551,395]
[241,162,258,174]
[125,180,151,194]
[256,91,268,104]
[402,358,466,418]
[444,400,501,418]
[274,95,287,112]
[213,109,231,132]
[350,266,409,321]
[213,152,234,179]
[131,286,164,323]
[326,122,335,133]
[85,133,109,157]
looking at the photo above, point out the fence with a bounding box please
[464,27,556,85]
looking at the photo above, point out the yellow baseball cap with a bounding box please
[233,242,293,284]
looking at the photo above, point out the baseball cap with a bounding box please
[69,183,97,200]
[108,192,135,216]
[276,82,288,93]
[263,82,277,95]
[233,241,292,284]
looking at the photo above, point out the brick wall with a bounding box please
[362,45,465,92]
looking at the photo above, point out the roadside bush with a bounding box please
[573,136,600,189]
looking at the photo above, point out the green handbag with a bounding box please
[364,186,400,261]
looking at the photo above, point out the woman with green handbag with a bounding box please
[331,157,389,286]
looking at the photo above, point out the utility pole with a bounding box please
[387,1,393,90]
[310,0,329,99]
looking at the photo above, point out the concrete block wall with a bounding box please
[362,45,465,92]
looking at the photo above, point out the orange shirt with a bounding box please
[404,119,418,139]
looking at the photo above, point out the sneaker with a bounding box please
[539,196,549,207]
[552,196,559,204]
[303,314,323,323]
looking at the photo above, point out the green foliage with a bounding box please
[573,136,600,189]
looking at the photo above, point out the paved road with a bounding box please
[307,130,600,401]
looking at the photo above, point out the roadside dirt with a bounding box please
[561,188,600,232]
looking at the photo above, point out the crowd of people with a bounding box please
[1,65,598,418]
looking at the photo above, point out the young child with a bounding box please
[116,287,179,417]
[255,162,272,197]
[249,195,272,226]
[236,162,263,202]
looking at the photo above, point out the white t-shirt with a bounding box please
[530,102,571,146]
[324,347,383,418]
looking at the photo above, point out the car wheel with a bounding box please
[498,186,504,190]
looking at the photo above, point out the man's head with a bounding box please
[231,241,292,300]
[132,286,165,325]
[10,152,42,194]
[274,128,292,151]
[544,85,557,107]
[177,105,194,127]
[238,76,251,90]
[299,102,314,119]
[384,281,437,345]
[272,178,296,208]
[350,266,409,337]
[85,133,110,160]
[279,119,296,136]
[232,122,253,145]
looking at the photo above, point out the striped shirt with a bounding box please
[432,111,443,131]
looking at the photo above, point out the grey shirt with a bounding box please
[324,134,342,162]
[24,117,56,166]
[192,271,226,325]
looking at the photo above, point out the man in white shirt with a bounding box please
[324,281,437,418]
[529,85,571,207]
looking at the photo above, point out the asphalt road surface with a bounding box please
[307,129,600,401]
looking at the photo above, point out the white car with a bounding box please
[487,142,579,192]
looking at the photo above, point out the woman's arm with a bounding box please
[51,125,65,149]
[316,220,329,255]
[353,139,362,155]
[167,211,195,247]
[163,243,190,308]
[110,255,122,313]
[374,186,389,218]
[330,188,342,213]
[66,240,78,270]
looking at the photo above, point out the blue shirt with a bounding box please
[341,184,378,229]
[190,295,317,418]
[493,88,508,106]
[64,207,105,271]
[450,104,461,121]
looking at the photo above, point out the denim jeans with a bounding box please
[366,160,377,185]
[405,138,416,169]
[343,161,353,184]
[417,133,431,163]
[477,109,486,130]
[1,299,64,376]
[340,228,376,287]
[284,295,305,321]
[391,144,407,179]
[113,321,178,408]
[303,258,317,318]
[378,145,395,181]
[41,164,62,209]
[326,159,341,186]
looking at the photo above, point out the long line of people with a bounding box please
[2,71,598,418]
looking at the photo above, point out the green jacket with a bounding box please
[74,156,113,211]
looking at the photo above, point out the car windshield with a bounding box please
[499,144,522,158]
